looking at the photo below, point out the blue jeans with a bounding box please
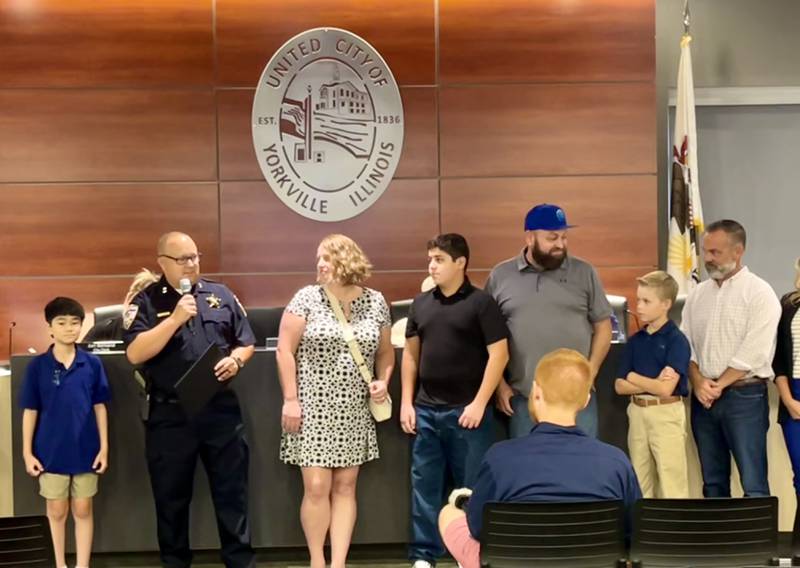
[409,404,495,563]
[691,383,770,497]
[508,392,598,439]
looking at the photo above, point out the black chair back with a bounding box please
[631,497,778,567]
[480,500,625,567]
[0,515,54,567]
[390,299,412,323]
[246,306,284,346]
[93,303,124,326]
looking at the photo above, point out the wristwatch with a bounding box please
[233,355,244,370]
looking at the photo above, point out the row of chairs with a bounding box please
[480,496,782,568]
[0,497,782,567]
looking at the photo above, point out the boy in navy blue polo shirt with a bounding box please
[614,271,691,498]
[20,297,111,568]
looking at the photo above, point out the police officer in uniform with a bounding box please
[124,232,256,568]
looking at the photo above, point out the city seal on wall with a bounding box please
[252,28,404,222]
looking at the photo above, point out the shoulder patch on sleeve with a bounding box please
[123,304,139,330]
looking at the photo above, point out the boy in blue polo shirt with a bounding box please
[20,297,111,568]
[614,271,691,498]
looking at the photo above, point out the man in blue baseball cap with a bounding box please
[485,203,613,438]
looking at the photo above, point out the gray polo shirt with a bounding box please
[485,249,612,395]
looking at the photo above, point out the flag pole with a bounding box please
[683,0,691,36]
[667,0,703,293]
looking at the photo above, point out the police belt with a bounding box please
[151,392,180,404]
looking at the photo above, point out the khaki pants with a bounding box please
[627,400,690,498]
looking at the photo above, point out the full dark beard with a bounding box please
[532,241,567,271]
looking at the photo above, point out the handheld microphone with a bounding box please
[179,278,194,332]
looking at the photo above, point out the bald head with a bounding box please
[157,231,195,255]
[156,231,200,287]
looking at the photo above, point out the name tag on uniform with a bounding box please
[157,311,171,318]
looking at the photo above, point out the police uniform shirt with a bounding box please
[465,423,642,539]
[122,275,255,395]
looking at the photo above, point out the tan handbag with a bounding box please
[323,286,392,422]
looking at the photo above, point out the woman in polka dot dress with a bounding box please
[276,233,394,568]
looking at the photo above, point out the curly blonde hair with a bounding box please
[319,234,372,286]
[124,268,160,306]
[788,257,800,305]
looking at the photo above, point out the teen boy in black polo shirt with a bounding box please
[401,233,509,568]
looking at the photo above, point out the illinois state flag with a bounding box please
[667,34,705,294]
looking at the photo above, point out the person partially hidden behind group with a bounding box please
[82,268,160,342]
[438,348,642,568]
[774,257,800,550]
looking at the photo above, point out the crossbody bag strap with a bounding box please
[323,286,373,387]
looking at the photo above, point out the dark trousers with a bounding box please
[409,404,495,564]
[509,392,598,438]
[780,378,800,549]
[691,382,770,497]
[145,391,254,568]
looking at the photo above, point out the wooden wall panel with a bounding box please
[440,83,656,177]
[0,90,217,183]
[395,88,439,178]
[220,179,438,273]
[0,0,657,363]
[215,0,436,86]
[441,176,657,269]
[0,277,133,358]
[222,271,429,309]
[440,0,655,84]
[217,90,260,181]
[0,184,221,276]
[0,0,214,88]
[217,87,437,181]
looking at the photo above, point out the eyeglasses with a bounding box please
[159,253,203,265]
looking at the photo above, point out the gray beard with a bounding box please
[705,261,736,279]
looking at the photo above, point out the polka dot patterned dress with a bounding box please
[280,285,391,468]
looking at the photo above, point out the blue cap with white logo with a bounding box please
[524,204,575,231]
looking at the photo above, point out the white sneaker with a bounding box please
[411,561,433,568]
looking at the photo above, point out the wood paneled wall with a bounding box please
[0,0,656,360]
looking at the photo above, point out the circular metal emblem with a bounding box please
[252,28,404,222]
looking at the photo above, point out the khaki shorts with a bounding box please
[39,472,98,500]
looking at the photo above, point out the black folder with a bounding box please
[174,343,225,417]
